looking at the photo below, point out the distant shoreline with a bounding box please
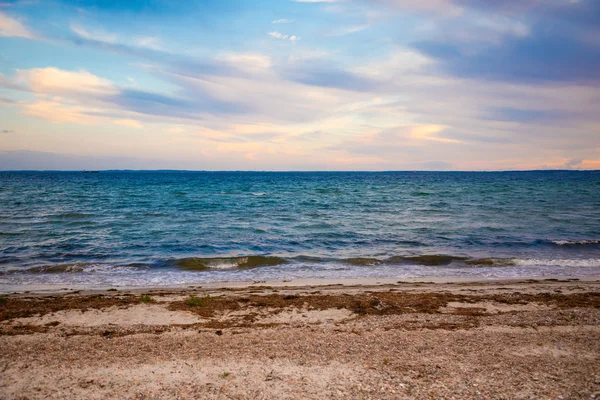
[1,169,599,173]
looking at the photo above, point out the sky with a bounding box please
[0,0,599,170]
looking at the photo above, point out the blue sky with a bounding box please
[0,0,599,170]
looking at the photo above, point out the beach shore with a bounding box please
[1,278,599,399]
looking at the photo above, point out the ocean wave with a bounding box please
[347,255,600,268]
[511,258,600,268]
[3,254,599,276]
[171,254,600,269]
[51,213,90,219]
[551,239,600,246]
[466,258,600,268]
[2,263,148,274]
[344,257,381,266]
[386,255,467,266]
[465,258,514,266]
[172,256,287,271]
[315,188,342,194]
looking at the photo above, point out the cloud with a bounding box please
[169,66,347,123]
[563,158,582,169]
[408,0,600,85]
[365,0,581,18]
[66,33,163,61]
[336,124,462,158]
[113,119,143,129]
[16,68,117,95]
[110,87,249,118]
[268,31,299,41]
[474,16,529,38]
[365,0,462,16]
[215,53,272,71]
[268,31,285,39]
[0,11,35,38]
[409,124,462,143]
[24,100,101,125]
[453,0,575,15]
[134,36,162,50]
[293,130,326,141]
[70,24,117,43]
[167,125,186,134]
[272,19,293,24]
[327,24,368,36]
[485,107,561,123]
[4,66,250,127]
[373,125,462,145]
[281,61,381,92]
[293,0,342,2]
[71,24,165,51]
[413,32,600,84]
[0,96,16,105]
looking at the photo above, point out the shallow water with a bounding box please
[1,171,599,290]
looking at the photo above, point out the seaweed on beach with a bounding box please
[2,288,599,326]
[487,291,600,308]
[0,294,138,321]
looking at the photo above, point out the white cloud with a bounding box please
[135,36,162,50]
[287,49,331,63]
[268,31,286,39]
[24,100,101,125]
[328,25,368,36]
[167,126,186,134]
[367,0,462,16]
[293,0,343,2]
[0,11,35,39]
[71,24,164,50]
[268,31,299,41]
[70,24,117,43]
[351,49,433,78]
[16,68,118,95]
[113,119,143,129]
[475,16,529,38]
[216,53,272,70]
[272,19,293,24]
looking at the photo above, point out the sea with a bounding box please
[1,170,599,292]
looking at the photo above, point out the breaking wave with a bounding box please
[465,258,600,268]
[551,239,600,246]
[3,254,599,276]
[172,256,287,271]
[1,263,148,275]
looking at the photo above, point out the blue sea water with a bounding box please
[0,170,599,291]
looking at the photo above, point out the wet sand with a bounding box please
[1,279,599,399]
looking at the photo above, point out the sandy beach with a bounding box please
[0,278,598,399]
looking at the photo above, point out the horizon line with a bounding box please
[1,169,598,173]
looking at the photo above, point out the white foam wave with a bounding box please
[203,258,246,270]
[552,239,600,246]
[511,258,600,268]
[90,265,146,273]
